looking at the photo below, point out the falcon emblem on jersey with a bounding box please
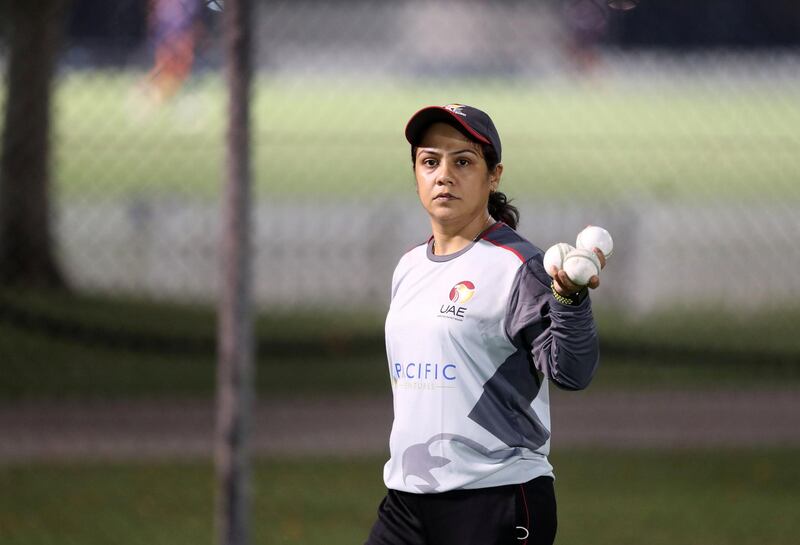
[444,104,467,117]
[402,434,520,493]
[449,280,475,304]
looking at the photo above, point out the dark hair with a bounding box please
[410,141,520,230]
[481,144,520,230]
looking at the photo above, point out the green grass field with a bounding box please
[4,70,797,401]
[3,68,798,545]
[2,449,798,545]
[2,288,799,400]
[51,71,800,202]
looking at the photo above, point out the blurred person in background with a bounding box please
[143,0,204,104]
[561,0,609,73]
[365,104,605,545]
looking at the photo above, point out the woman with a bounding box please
[365,104,605,545]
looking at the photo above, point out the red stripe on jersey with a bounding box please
[484,237,526,262]
[482,222,504,237]
[481,223,526,262]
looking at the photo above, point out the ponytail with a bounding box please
[488,190,519,230]
[482,144,520,230]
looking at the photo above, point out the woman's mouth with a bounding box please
[434,193,458,201]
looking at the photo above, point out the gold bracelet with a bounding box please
[551,281,578,305]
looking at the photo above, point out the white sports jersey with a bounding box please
[383,222,599,493]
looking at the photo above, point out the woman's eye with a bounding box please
[456,159,470,167]
[422,158,437,167]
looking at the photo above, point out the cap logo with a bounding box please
[444,104,467,117]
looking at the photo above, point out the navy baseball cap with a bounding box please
[405,104,502,162]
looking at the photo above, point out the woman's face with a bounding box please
[414,122,502,228]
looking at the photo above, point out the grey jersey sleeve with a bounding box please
[504,257,600,390]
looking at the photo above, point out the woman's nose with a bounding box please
[436,164,454,185]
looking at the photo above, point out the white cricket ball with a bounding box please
[576,225,614,259]
[543,243,575,278]
[563,248,601,286]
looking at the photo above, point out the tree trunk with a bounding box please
[0,0,69,289]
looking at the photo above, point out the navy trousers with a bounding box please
[365,476,557,545]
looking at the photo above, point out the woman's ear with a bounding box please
[489,163,504,191]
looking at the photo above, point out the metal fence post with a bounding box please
[215,1,254,544]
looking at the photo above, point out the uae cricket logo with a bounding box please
[439,281,475,321]
[449,280,475,304]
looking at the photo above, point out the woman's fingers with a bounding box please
[554,244,607,295]
[554,270,580,294]
[554,269,601,294]
[593,248,606,270]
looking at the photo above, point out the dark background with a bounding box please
[608,0,800,47]
[65,0,800,52]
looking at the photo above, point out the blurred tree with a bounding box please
[0,0,70,288]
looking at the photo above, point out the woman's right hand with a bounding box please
[550,247,606,295]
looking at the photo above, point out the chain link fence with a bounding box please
[2,3,800,545]
[0,0,798,363]
[28,3,799,311]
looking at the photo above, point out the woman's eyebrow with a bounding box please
[451,148,480,156]
[419,148,478,155]
[417,147,480,157]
